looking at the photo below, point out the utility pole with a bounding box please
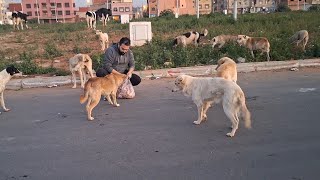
[297,0,299,10]
[196,0,199,19]
[176,0,179,18]
[233,0,237,21]
[35,0,40,24]
[55,0,57,22]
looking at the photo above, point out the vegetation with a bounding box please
[0,11,319,74]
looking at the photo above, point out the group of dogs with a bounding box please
[173,29,310,62]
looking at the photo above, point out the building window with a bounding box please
[57,3,62,8]
[73,3,75,7]
[199,4,202,9]
[35,11,39,16]
[113,7,118,11]
[74,11,77,15]
[119,7,124,12]
[58,11,63,15]
[41,3,46,8]
[42,10,48,16]
[27,11,32,16]
[125,7,130,12]
[34,4,39,8]
[26,4,31,8]
[205,4,209,9]
[65,3,70,7]
[151,7,156,11]
[51,10,55,15]
[66,10,70,15]
[50,3,55,7]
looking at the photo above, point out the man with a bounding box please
[96,37,141,86]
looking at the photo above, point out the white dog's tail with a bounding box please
[239,94,251,129]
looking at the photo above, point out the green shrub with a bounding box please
[44,42,63,59]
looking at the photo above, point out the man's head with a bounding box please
[118,37,131,55]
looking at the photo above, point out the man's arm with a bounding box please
[127,51,135,78]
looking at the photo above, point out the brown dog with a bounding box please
[237,35,270,61]
[80,73,128,121]
[211,35,238,49]
[289,30,309,52]
[215,57,237,83]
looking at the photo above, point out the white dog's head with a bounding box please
[95,30,102,35]
[172,74,189,92]
[237,35,248,46]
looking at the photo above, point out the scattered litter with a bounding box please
[237,57,246,63]
[150,73,161,80]
[47,84,58,88]
[299,88,316,92]
[290,67,299,71]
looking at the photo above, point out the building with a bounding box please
[276,0,315,10]
[90,0,133,21]
[76,7,90,22]
[147,0,212,17]
[21,0,77,23]
[7,3,23,12]
[0,0,5,23]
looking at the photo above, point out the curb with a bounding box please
[6,59,320,90]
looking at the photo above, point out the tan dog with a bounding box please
[172,75,251,137]
[95,30,109,51]
[80,73,128,121]
[173,29,208,47]
[211,35,238,49]
[69,54,94,89]
[237,35,270,61]
[289,30,309,52]
[215,57,237,83]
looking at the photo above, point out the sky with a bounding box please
[10,0,147,7]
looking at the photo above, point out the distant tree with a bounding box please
[276,4,291,12]
[159,9,174,17]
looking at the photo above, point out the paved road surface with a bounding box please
[0,68,320,180]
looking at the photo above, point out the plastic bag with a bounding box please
[117,79,135,99]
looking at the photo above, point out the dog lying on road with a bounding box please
[215,57,237,83]
[69,54,94,89]
[172,75,251,137]
[80,73,128,121]
[0,65,21,114]
[237,35,271,62]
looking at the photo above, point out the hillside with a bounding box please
[0,11,320,75]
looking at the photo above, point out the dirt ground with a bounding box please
[0,27,125,71]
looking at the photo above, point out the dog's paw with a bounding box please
[72,86,76,89]
[4,109,10,112]
[193,120,201,125]
[115,104,120,107]
[88,117,94,121]
[226,132,235,137]
[202,114,207,121]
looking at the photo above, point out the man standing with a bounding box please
[96,37,141,86]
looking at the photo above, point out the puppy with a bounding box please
[0,65,21,113]
[211,35,238,49]
[172,75,251,137]
[289,30,309,52]
[80,73,128,121]
[173,29,208,47]
[215,57,237,83]
[69,54,94,89]
[237,35,270,61]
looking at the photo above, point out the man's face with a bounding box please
[119,44,130,55]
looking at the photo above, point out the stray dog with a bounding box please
[173,29,208,47]
[237,35,270,62]
[0,65,21,113]
[172,75,251,137]
[69,54,94,89]
[289,30,309,52]
[95,30,109,51]
[80,73,128,121]
[211,35,238,49]
[215,57,237,83]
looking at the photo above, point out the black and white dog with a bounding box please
[173,29,208,47]
[0,65,21,113]
[12,11,29,30]
[86,8,112,29]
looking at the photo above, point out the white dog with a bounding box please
[172,75,251,137]
[0,65,21,113]
[173,29,208,47]
[289,30,309,52]
[95,30,109,51]
[211,35,238,49]
[69,54,94,89]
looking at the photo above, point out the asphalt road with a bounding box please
[1,68,320,180]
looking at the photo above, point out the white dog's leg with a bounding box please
[111,93,120,107]
[71,71,77,88]
[78,69,84,89]
[101,41,105,51]
[266,52,270,62]
[0,92,10,112]
[193,102,204,125]
[202,101,212,121]
[224,107,239,137]
[250,50,255,59]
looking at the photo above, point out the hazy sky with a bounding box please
[10,0,147,7]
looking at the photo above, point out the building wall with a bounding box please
[22,0,76,23]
